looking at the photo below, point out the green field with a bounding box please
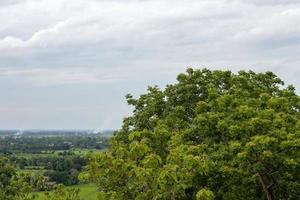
[33,184,98,200]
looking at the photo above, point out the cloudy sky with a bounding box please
[1,0,300,129]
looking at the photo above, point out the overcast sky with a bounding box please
[0,0,300,129]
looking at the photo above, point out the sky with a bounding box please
[0,0,300,129]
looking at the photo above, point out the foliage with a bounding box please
[196,189,214,200]
[0,157,35,200]
[44,184,81,200]
[83,68,300,200]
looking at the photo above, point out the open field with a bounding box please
[33,184,98,200]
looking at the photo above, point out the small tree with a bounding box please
[0,157,34,200]
[44,184,81,200]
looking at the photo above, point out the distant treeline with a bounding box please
[0,129,115,137]
[0,136,109,153]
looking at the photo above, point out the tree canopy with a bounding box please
[83,68,300,200]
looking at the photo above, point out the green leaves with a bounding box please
[82,68,300,200]
[129,140,150,160]
[196,189,214,200]
[44,184,81,200]
[0,157,35,200]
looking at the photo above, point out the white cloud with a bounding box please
[0,0,299,62]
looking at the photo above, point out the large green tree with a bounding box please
[83,68,300,200]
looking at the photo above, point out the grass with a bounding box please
[12,152,58,158]
[33,184,98,200]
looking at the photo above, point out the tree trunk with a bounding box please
[258,173,274,200]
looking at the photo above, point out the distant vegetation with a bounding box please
[0,129,114,138]
[0,131,110,200]
[0,136,109,153]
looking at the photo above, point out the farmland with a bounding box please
[0,130,111,198]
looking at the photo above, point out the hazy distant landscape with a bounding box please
[1,0,300,200]
[0,129,115,138]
